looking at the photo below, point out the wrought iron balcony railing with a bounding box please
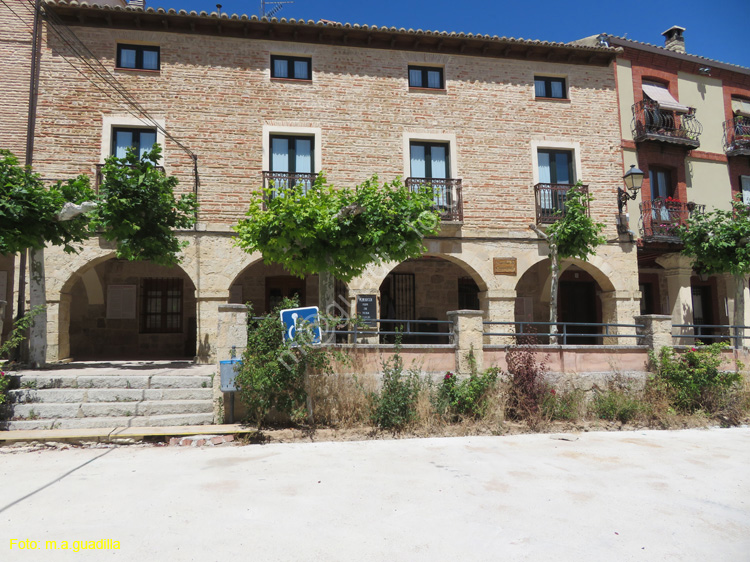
[262,171,318,198]
[639,198,704,243]
[95,163,165,192]
[723,116,750,157]
[405,177,463,222]
[631,100,702,148]
[534,183,588,224]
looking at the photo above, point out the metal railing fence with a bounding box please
[483,320,644,346]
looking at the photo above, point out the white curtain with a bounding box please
[409,68,422,87]
[119,48,136,68]
[294,60,308,79]
[142,50,158,70]
[427,70,441,89]
[537,151,552,208]
[271,138,289,171]
[551,80,563,98]
[410,144,426,177]
[139,131,156,158]
[273,59,288,78]
[295,139,312,173]
[114,131,133,158]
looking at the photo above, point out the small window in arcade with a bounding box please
[534,76,567,99]
[117,44,160,71]
[408,66,444,89]
[142,278,183,334]
[271,55,312,80]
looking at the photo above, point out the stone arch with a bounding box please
[515,257,618,345]
[58,255,198,360]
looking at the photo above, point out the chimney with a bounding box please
[662,26,686,53]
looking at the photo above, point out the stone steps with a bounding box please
[2,365,217,431]
[4,413,216,431]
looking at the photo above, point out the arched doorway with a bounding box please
[515,260,614,344]
[64,258,197,360]
[228,260,349,316]
[378,256,484,343]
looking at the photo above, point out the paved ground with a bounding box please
[1,428,748,561]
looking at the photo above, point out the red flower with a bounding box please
[444,372,453,380]
[550,389,557,395]
[691,347,697,352]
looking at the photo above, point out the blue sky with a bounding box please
[146,0,750,68]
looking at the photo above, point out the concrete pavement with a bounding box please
[1,427,749,561]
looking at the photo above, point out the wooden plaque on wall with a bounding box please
[493,258,517,276]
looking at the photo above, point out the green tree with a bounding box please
[677,196,750,344]
[91,144,198,266]
[529,183,606,343]
[233,175,441,315]
[0,149,93,255]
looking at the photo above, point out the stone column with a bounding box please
[635,314,673,353]
[216,304,248,363]
[723,273,750,348]
[600,289,641,345]
[479,289,516,345]
[0,300,5,341]
[447,310,484,375]
[196,294,227,364]
[56,293,72,361]
[656,253,694,345]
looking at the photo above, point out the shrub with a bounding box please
[592,390,647,424]
[542,388,585,421]
[504,345,550,422]
[649,344,742,414]
[235,298,337,428]
[368,340,422,431]
[436,350,500,420]
[0,306,43,410]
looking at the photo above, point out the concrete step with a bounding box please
[9,387,213,404]
[10,400,214,420]
[2,413,215,431]
[13,374,213,390]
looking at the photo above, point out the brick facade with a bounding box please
[2,4,644,362]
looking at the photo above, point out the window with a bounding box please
[117,44,160,71]
[111,127,156,158]
[534,76,566,99]
[649,168,673,200]
[537,149,574,184]
[408,66,444,89]
[741,176,750,205]
[142,278,183,333]
[271,55,311,80]
[270,135,314,174]
[410,142,449,179]
[536,149,575,220]
[266,135,315,193]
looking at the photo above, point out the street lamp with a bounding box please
[618,164,644,213]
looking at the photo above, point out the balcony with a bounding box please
[631,100,702,148]
[262,171,318,196]
[723,116,750,157]
[95,163,165,192]
[405,177,463,222]
[534,183,588,224]
[639,198,704,243]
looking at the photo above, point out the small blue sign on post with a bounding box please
[280,306,322,345]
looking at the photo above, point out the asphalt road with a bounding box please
[1,428,749,561]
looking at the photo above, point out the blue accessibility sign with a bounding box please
[280,306,322,345]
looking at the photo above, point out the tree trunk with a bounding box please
[29,247,46,367]
[733,274,746,348]
[549,241,559,345]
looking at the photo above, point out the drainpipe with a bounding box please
[16,0,42,362]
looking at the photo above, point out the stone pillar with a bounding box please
[56,293,72,361]
[196,295,226,364]
[479,289,516,345]
[447,310,484,375]
[600,290,641,345]
[635,314,673,353]
[723,274,750,348]
[656,253,694,345]
[0,300,5,342]
[28,247,47,367]
[216,304,248,363]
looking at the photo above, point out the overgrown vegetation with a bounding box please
[0,307,43,408]
[235,297,340,428]
[366,339,423,432]
[435,350,500,420]
[648,343,743,415]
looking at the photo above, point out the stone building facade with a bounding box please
[3,1,643,363]
[575,28,750,342]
